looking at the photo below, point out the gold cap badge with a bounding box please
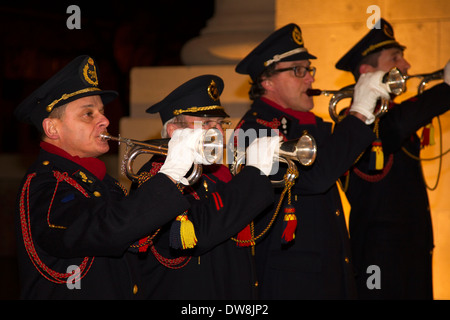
[82,57,98,86]
[292,26,304,46]
[207,80,220,101]
[383,23,394,39]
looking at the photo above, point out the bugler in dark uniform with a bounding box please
[14,55,192,299]
[231,23,379,299]
[336,18,450,299]
[131,75,276,299]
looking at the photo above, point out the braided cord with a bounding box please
[231,166,298,245]
[19,172,95,284]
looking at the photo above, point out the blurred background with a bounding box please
[1,0,449,299]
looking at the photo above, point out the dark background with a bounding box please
[0,0,215,299]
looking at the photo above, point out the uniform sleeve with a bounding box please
[238,114,375,195]
[292,115,375,194]
[379,82,450,154]
[27,171,190,258]
[188,166,274,255]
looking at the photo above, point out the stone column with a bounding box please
[181,0,275,65]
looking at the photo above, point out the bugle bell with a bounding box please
[100,128,224,185]
[231,132,317,187]
[308,67,444,122]
[385,67,444,95]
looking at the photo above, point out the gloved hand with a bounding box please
[444,60,450,86]
[246,136,280,176]
[159,128,206,185]
[351,70,390,125]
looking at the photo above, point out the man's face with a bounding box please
[50,95,110,158]
[369,47,411,75]
[168,115,227,137]
[263,59,315,112]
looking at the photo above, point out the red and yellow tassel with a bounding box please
[235,223,255,247]
[280,170,298,244]
[281,205,297,244]
[369,139,384,170]
[169,214,197,250]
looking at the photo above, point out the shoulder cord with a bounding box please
[351,154,394,183]
[19,171,94,284]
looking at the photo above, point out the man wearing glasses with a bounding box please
[130,74,279,299]
[232,23,389,299]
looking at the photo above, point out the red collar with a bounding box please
[40,141,106,180]
[261,97,316,125]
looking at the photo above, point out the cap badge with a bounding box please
[292,26,304,46]
[82,57,99,86]
[207,80,220,101]
[383,23,394,39]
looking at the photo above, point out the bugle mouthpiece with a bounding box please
[306,89,322,96]
[99,133,112,140]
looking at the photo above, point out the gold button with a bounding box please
[93,191,101,197]
[254,281,259,287]
[42,161,50,166]
[344,257,350,264]
[133,284,138,294]
[335,209,340,216]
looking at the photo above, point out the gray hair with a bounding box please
[160,115,186,138]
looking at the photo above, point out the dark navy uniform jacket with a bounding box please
[233,98,376,299]
[15,145,190,299]
[343,83,450,299]
[132,160,274,299]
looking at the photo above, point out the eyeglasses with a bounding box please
[273,65,316,78]
[174,120,232,129]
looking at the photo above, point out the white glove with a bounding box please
[246,136,280,176]
[159,128,205,185]
[444,60,450,86]
[351,71,390,125]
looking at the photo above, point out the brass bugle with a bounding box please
[307,86,361,122]
[231,132,317,187]
[100,128,224,184]
[310,67,444,122]
[384,67,444,95]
